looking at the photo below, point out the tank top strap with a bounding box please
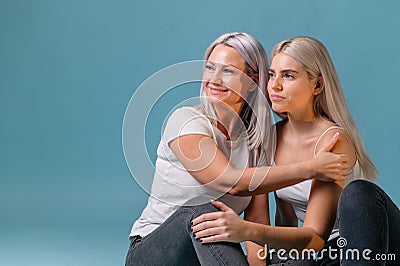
[313,126,342,155]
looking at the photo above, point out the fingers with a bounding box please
[338,154,349,162]
[331,161,350,181]
[192,218,221,234]
[191,201,234,234]
[210,200,233,212]
[192,212,222,227]
[192,223,235,244]
[319,132,339,152]
[330,161,350,181]
[193,226,224,240]
[197,234,227,244]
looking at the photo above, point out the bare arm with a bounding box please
[192,130,356,251]
[169,133,349,196]
[244,194,270,265]
[241,179,344,251]
[257,130,356,250]
[274,192,297,227]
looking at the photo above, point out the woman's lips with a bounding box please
[209,86,229,94]
[269,94,285,101]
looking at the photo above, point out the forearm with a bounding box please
[230,162,312,196]
[173,134,347,194]
[244,194,270,265]
[246,222,325,252]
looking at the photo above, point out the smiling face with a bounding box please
[203,44,254,114]
[268,53,320,118]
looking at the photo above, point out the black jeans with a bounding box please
[125,202,249,266]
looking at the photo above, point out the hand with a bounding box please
[191,200,248,243]
[308,132,350,182]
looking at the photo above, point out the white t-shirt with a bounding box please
[130,106,265,237]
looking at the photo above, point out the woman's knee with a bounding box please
[344,179,377,198]
[178,197,220,218]
[339,180,377,213]
[181,202,219,218]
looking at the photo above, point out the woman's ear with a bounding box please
[313,76,324,95]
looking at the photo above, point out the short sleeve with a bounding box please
[162,107,213,144]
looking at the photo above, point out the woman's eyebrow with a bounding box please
[207,61,241,69]
[269,68,299,74]
[281,69,299,73]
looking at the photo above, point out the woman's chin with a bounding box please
[207,96,225,105]
[271,104,285,114]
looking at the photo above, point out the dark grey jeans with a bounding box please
[125,202,249,266]
[337,180,400,265]
[316,180,400,265]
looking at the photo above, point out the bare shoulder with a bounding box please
[315,123,356,166]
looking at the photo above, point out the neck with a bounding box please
[285,112,322,137]
[214,103,245,140]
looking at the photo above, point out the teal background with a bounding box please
[1,0,399,265]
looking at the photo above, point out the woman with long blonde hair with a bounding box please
[125,33,349,265]
[192,36,399,265]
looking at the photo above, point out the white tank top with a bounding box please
[275,126,362,241]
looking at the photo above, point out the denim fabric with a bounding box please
[270,180,400,266]
[126,180,400,265]
[268,252,317,266]
[337,180,400,265]
[125,202,249,266]
[315,237,339,266]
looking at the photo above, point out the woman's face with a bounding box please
[268,53,318,117]
[203,44,255,113]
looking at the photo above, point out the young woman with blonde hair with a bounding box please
[125,33,349,265]
[192,36,400,265]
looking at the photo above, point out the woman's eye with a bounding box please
[205,65,215,71]
[223,68,235,74]
[268,72,275,78]
[284,73,294,79]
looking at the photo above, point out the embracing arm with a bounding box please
[191,130,356,251]
[191,183,342,251]
[169,133,349,196]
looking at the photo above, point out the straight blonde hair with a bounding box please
[200,32,275,164]
[271,36,377,181]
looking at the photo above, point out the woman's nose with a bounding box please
[270,76,282,91]
[209,69,223,84]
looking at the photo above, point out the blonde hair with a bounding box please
[271,36,377,181]
[200,32,274,162]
